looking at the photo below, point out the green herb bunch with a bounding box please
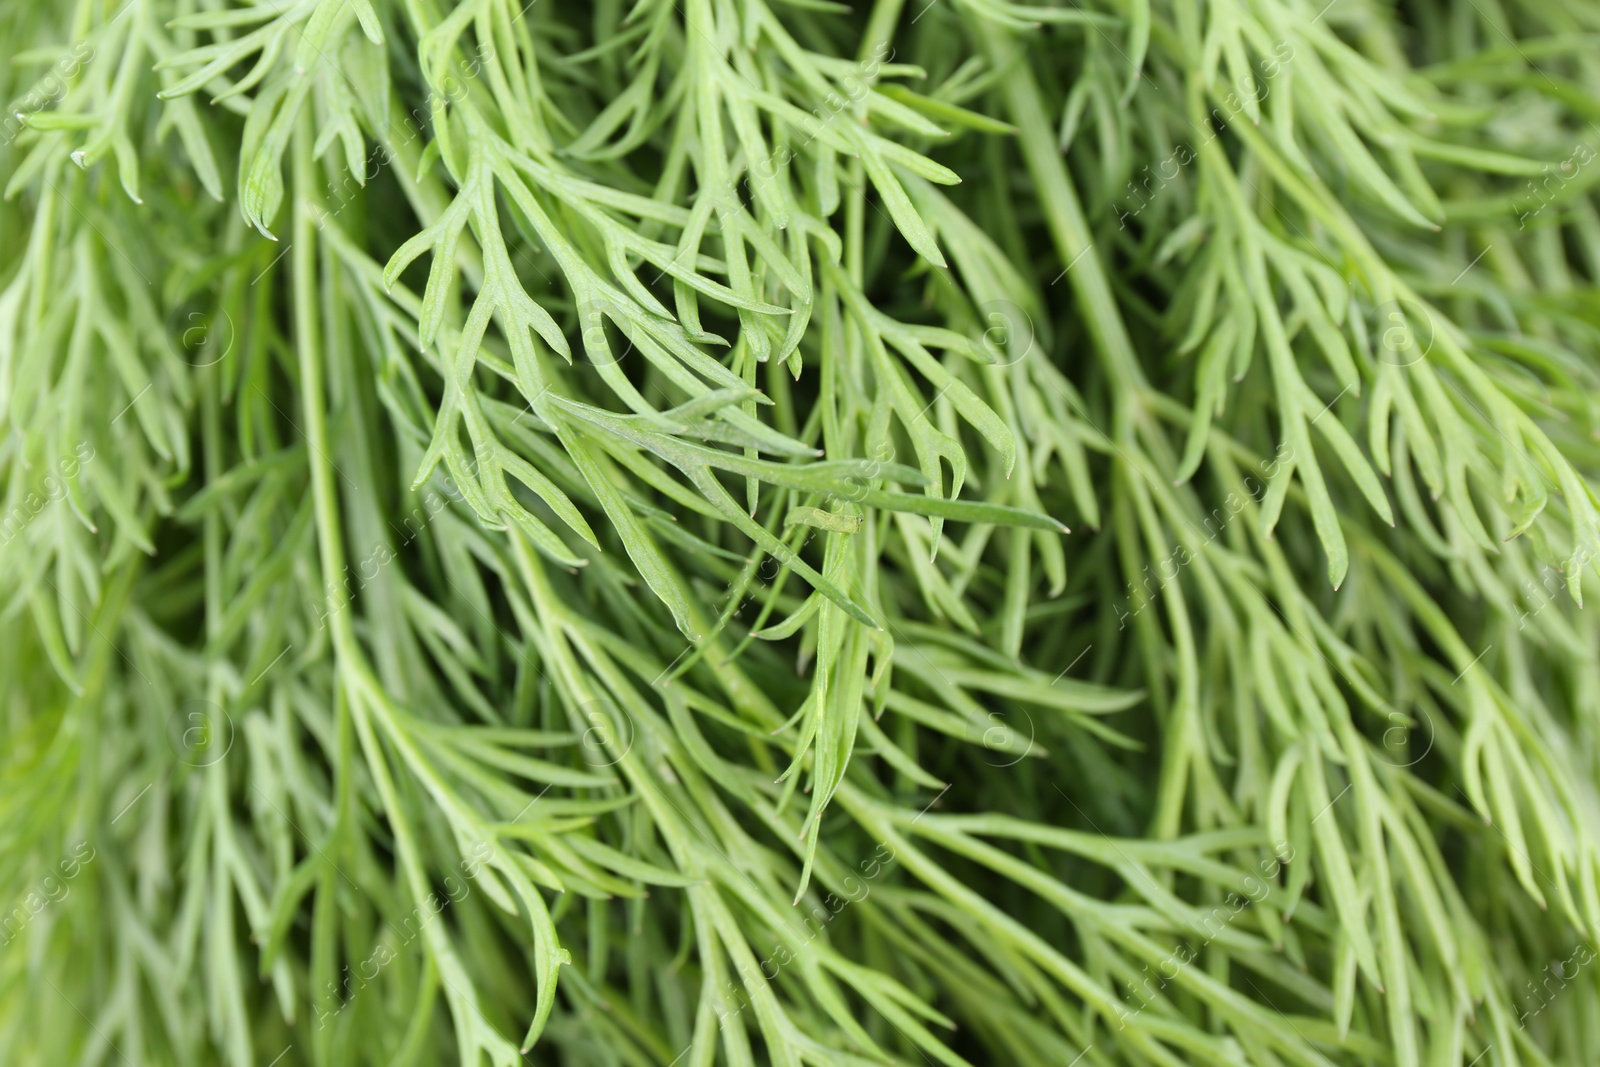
[4,0,1600,1064]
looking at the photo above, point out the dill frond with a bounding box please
[3,1,1600,1065]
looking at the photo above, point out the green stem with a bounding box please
[292,115,356,662]
[979,22,1148,399]
[859,0,908,64]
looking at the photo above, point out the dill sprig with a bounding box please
[3,0,1600,1065]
